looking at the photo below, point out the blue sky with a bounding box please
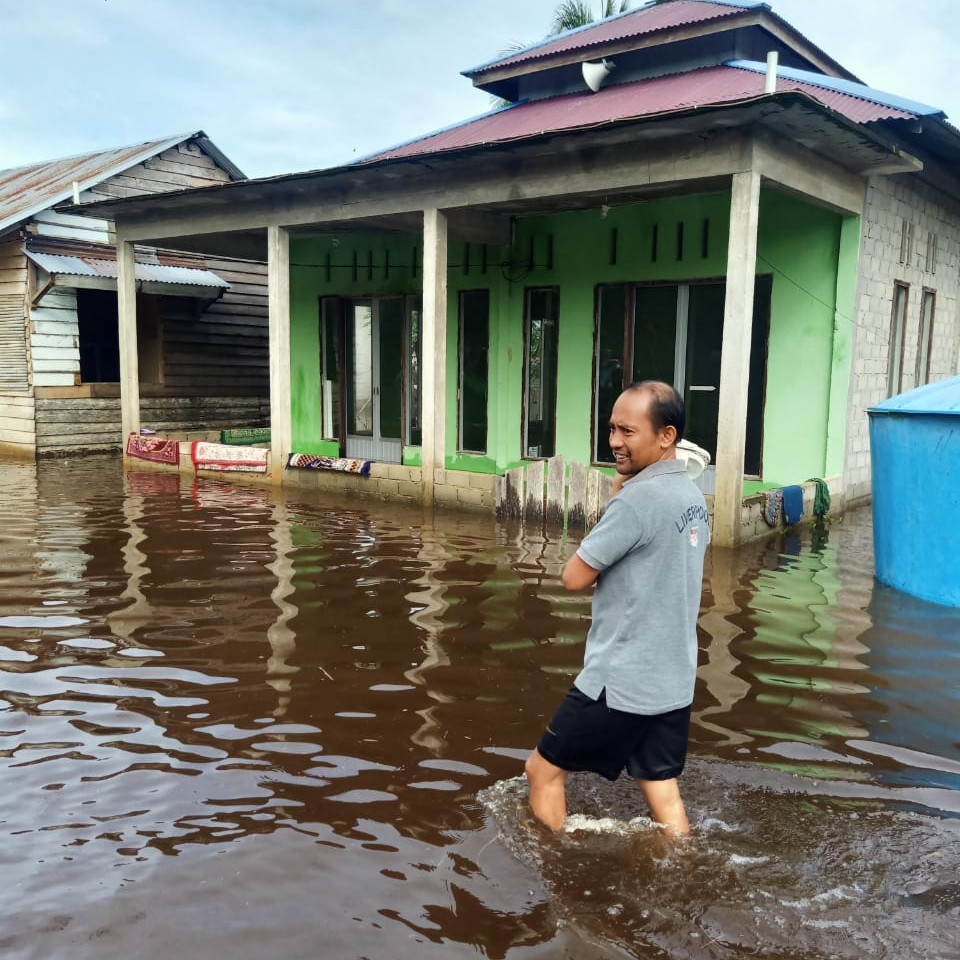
[0,0,954,178]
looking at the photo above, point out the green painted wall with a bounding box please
[287,190,853,487]
[826,215,861,478]
[755,192,846,487]
[289,259,326,454]
[513,193,732,469]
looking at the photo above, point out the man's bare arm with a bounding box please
[562,554,600,591]
[561,472,629,591]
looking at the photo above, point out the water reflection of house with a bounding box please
[66,2,960,545]
[0,133,269,458]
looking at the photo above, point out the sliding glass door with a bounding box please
[344,297,404,463]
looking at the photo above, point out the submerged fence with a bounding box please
[494,443,712,530]
[494,455,615,529]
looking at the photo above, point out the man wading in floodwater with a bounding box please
[525,381,709,836]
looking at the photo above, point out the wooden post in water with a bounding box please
[523,460,545,524]
[502,465,524,518]
[586,468,602,528]
[568,461,587,527]
[545,455,566,527]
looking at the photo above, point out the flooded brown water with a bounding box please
[1,455,958,960]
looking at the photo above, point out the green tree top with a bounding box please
[549,0,631,34]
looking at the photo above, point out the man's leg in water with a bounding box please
[636,777,690,836]
[524,749,569,830]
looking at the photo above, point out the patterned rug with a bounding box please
[220,427,271,446]
[191,440,269,473]
[286,453,371,477]
[126,432,180,465]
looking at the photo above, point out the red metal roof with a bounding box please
[366,65,916,163]
[468,1,753,74]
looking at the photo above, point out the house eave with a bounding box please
[58,93,914,260]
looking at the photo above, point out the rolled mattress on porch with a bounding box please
[191,440,269,473]
[286,453,371,476]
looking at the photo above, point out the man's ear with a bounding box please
[661,425,677,447]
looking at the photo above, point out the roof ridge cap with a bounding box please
[725,60,945,118]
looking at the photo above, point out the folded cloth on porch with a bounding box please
[782,484,804,525]
[286,453,371,477]
[191,440,269,473]
[805,477,831,520]
[126,432,180,465]
[762,488,783,527]
[220,427,271,446]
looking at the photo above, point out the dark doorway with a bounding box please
[77,289,120,382]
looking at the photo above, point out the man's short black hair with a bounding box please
[628,380,685,440]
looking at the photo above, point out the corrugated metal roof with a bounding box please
[0,133,244,239]
[465,0,760,75]
[365,64,918,163]
[25,250,228,289]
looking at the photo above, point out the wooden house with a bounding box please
[65,2,960,544]
[0,132,269,457]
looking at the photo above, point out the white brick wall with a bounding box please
[844,175,960,503]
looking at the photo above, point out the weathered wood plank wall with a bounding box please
[31,208,110,244]
[0,238,28,298]
[34,395,270,457]
[29,289,79,388]
[161,257,269,392]
[85,142,233,202]
[0,236,34,452]
[0,396,36,453]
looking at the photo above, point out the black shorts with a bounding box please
[537,686,690,782]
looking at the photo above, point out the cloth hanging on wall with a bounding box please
[782,485,804,525]
[126,432,180,465]
[805,477,831,520]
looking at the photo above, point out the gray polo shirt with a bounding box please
[573,459,709,715]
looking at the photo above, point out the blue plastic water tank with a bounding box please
[868,375,960,607]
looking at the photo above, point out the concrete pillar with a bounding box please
[827,213,862,480]
[420,208,448,506]
[267,225,292,484]
[116,237,141,448]
[713,170,761,547]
